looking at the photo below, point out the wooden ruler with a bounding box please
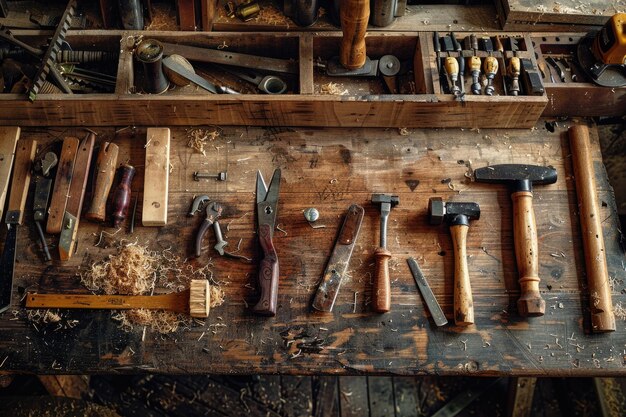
[142,128,170,226]
[0,127,20,221]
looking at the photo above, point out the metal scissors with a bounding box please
[253,168,281,315]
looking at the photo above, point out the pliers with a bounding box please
[189,196,227,257]
[253,168,281,316]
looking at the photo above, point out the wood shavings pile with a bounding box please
[320,82,348,95]
[186,127,221,156]
[80,243,225,334]
[144,2,179,31]
[614,302,626,321]
[251,4,289,26]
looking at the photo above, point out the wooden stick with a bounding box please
[568,125,615,332]
[0,127,20,221]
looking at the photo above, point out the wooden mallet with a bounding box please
[25,280,211,318]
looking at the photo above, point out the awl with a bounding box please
[59,132,95,260]
[0,139,37,313]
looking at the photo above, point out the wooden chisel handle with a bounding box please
[512,191,545,317]
[569,125,615,332]
[85,142,119,222]
[6,139,37,224]
[339,0,369,70]
[450,224,474,325]
[47,137,79,234]
[373,247,391,312]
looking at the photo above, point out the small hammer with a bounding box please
[429,197,480,326]
[371,193,399,313]
[474,163,557,317]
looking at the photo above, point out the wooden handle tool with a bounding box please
[26,279,211,318]
[428,197,480,325]
[59,132,95,260]
[474,164,557,317]
[339,0,369,70]
[85,142,119,222]
[47,137,79,234]
[111,164,136,228]
[568,125,615,332]
[373,247,392,312]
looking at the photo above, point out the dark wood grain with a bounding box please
[0,122,625,376]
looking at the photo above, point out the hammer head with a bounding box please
[429,197,480,225]
[474,164,557,192]
[371,194,399,208]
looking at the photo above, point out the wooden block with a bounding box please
[0,127,20,221]
[7,138,36,225]
[142,128,170,226]
[47,137,79,234]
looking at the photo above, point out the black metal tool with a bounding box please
[312,204,364,312]
[0,139,36,313]
[189,197,227,257]
[33,151,58,261]
[407,257,447,327]
[27,0,77,101]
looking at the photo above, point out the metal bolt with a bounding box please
[193,171,227,181]
[303,207,319,222]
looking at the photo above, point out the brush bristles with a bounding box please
[189,279,210,318]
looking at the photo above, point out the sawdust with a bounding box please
[320,82,348,95]
[77,243,225,334]
[145,2,179,31]
[186,127,221,156]
[613,301,626,321]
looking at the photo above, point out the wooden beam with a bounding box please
[507,377,537,417]
[0,127,20,221]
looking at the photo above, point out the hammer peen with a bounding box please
[475,164,557,317]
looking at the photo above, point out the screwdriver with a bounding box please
[468,56,482,95]
[444,56,460,95]
[483,56,498,95]
[507,57,521,95]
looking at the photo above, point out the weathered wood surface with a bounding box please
[497,0,622,27]
[0,121,625,376]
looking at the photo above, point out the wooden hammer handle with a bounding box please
[450,224,474,325]
[373,247,391,312]
[339,0,369,70]
[569,125,615,332]
[85,142,119,222]
[512,191,545,317]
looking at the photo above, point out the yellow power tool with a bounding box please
[577,13,626,87]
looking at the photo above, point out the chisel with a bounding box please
[59,132,95,261]
[46,137,79,234]
[0,139,37,313]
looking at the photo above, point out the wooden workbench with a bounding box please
[0,120,624,376]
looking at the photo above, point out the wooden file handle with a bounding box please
[512,191,545,317]
[373,247,391,312]
[85,142,119,222]
[47,137,79,234]
[26,291,188,314]
[339,0,369,70]
[252,223,279,316]
[569,125,615,332]
[6,139,37,225]
[450,224,474,325]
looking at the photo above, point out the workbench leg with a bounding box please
[507,377,537,417]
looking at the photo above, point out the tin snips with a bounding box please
[253,168,281,316]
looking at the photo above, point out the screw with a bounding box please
[303,207,319,222]
[193,171,227,181]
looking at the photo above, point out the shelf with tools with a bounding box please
[0,29,552,129]
[531,33,626,118]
